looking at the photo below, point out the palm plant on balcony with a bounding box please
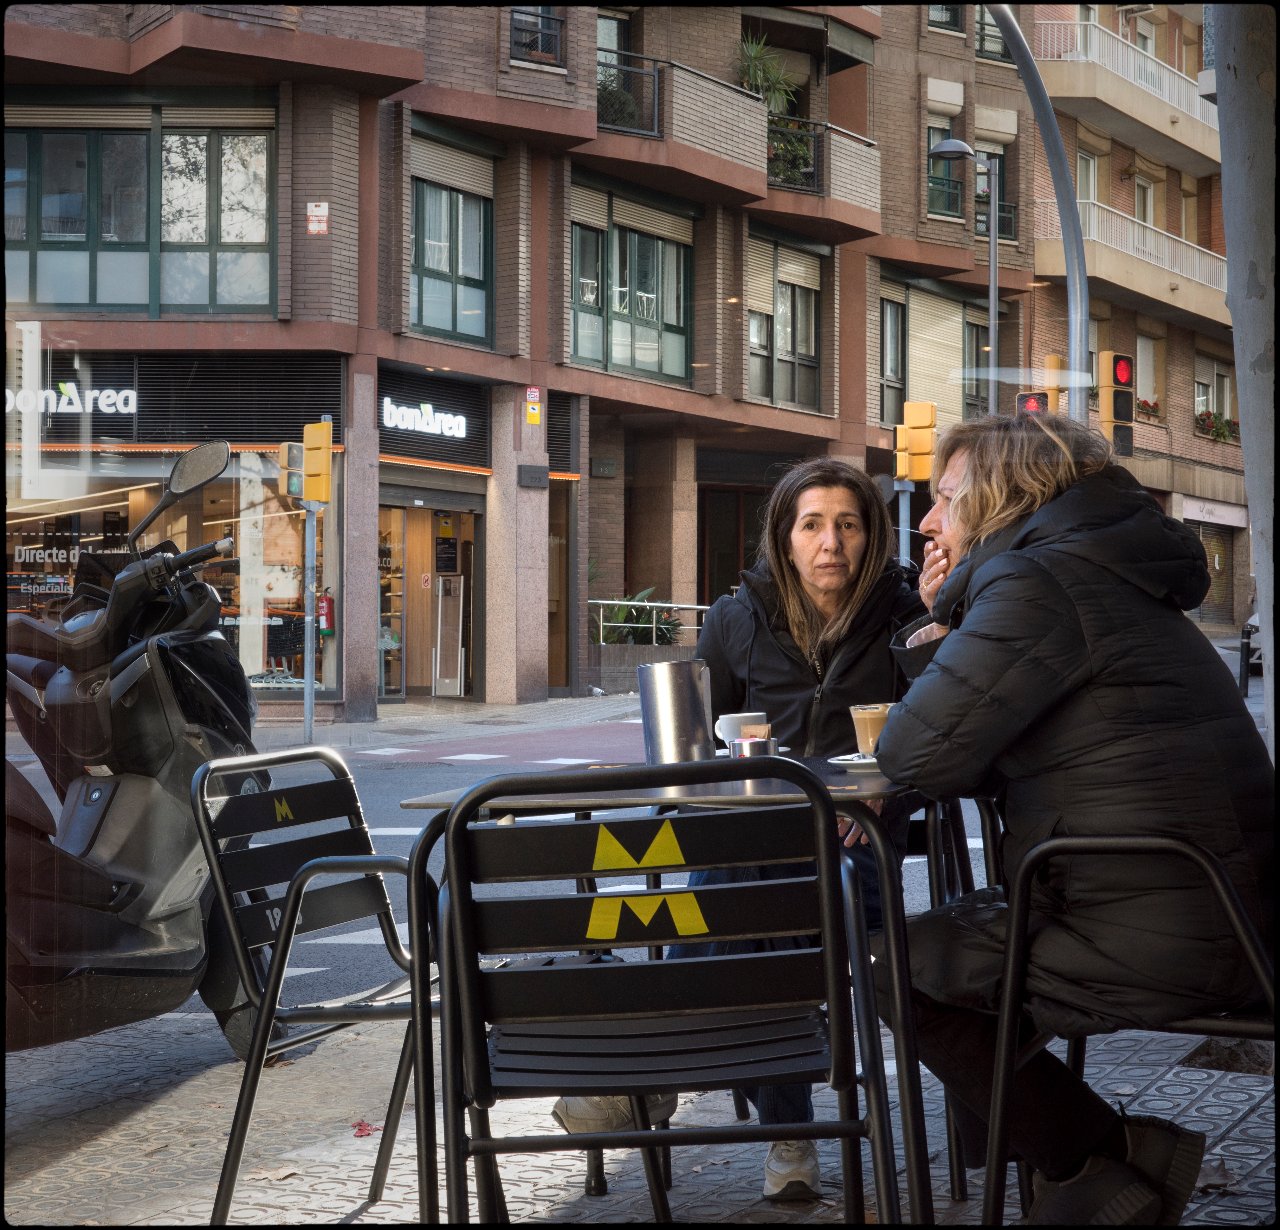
[737,32,796,112]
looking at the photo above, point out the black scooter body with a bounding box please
[6,441,266,1055]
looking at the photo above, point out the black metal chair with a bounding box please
[411,755,903,1224]
[981,835,1275,1225]
[190,746,438,1225]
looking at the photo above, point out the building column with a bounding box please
[342,354,380,721]
[486,384,549,703]
[627,429,698,609]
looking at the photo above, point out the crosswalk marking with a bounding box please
[357,747,410,755]
[438,752,508,760]
[301,923,411,946]
[531,757,599,765]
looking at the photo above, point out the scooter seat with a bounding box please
[7,612,110,672]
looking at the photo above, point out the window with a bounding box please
[747,240,820,410]
[1136,334,1157,407]
[976,6,1012,61]
[1077,4,1098,23]
[964,320,989,419]
[927,116,962,217]
[410,180,492,343]
[1134,176,1154,225]
[1077,151,1096,202]
[1195,357,1235,428]
[975,148,1013,240]
[570,209,690,381]
[6,122,273,311]
[880,297,905,424]
[1214,371,1232,421]
[928,6,963,32]
[510,6,564,65]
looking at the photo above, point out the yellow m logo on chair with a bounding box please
[585,893,709,941]
[273,796,294,824]
[592,819,685,871]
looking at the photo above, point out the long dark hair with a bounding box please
[757,457,893,663]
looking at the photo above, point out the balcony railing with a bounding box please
[1035,21,1218,130]
[510,8,565,66]
[1035,198,1227,291]
[927,175,962,217]
[767,117,821,193]
[597,51,661,136]
[976,199,1018,241]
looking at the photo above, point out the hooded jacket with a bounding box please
[877,465,1273,1037]
[696,560,926,758]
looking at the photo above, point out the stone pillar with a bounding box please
[486,385,549,703]
[342,356,380,721]
[627,429,698,610]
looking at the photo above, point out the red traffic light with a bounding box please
[1016,392,1047,414]
[1112,355,1133,387]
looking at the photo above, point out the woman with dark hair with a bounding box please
[873,413,1272,1225]
[554,456,925,1200]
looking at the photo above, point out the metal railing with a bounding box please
[1035,198,1226,291]
[510,8,564,65]
[597,51,661,136]
[1035,21,1218,130]
[976,12,1013,61]
[588,598,709,645]
[927,175,962,217]
[767,116,821,193]
[976,199,1018,241]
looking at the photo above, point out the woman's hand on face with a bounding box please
[919,538,951,614]
[837,799,883,847]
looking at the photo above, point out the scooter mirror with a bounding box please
[168,440,231,496]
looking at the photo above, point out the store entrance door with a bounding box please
[378,504,476,698]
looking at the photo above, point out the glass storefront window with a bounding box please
[4,449,341,701]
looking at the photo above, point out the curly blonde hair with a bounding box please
[935,413,1113,560]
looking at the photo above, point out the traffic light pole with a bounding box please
[302,500,318,746]
[895,479,914,565]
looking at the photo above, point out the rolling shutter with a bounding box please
[611,197,692,246]
[410,137,495,199]
[777,247,820,290]
[547,392,574,473]
[880,280,906,304]
[906,289,965,423]
[569,185,609,230]
[5,106,151,128]
[746,239,775,314]
[161,108,275,127]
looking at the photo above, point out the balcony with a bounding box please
[1034,21,1220,178]
[1034,198,1229,331]
[596,51,660,136]
[975,198,1017,242]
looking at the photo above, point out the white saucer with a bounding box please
[828,753,880,771]
[716,747,790,757]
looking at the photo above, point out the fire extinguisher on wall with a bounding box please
[317,588,336,637]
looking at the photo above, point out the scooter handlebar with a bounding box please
[167,538,235,576]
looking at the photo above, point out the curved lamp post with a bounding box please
[929,138,999,417]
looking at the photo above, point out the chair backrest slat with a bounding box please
[480,949,827,1022]
[467,805,813,882]
[206,777,362,841]
[236,874,393,951]
[218,827,373,894]
[472,876,820,954]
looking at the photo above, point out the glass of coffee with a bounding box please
[851,703,896,758]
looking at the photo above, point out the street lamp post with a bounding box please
[930,138,998,416]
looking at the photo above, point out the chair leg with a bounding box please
[631,1096,672,1222]
[944,1095,969,1201]
[1016,1159,1035,1215]
[369,1021,415,1203]
[585,1147,607,1196]
[469,1107,508,1223]
[837,1085,866,1224]
[731,1088,752,1120]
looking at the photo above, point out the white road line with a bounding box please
[301,923,411,946]
[439,752,509,760]
[281,967,327,979]
[531,757,600,765]
[355,747,412,755]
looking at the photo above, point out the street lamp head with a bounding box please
[928,138,976,161]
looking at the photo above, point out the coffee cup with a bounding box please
[714,711,768,747]
[851,703,896,758]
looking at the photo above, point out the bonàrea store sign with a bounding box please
[5,382,138,414]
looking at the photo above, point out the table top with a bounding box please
[400,756,903,812]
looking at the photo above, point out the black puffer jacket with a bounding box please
[877,465,1273,1037]
[696,560,926,758]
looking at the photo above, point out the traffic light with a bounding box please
[1016,391,1049,414]
[1043,353,1064,414]
[277,441,304,500]
[1099,351,1134,457]
[894,401,936,483]
[302,420,332,503]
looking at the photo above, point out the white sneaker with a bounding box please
[551,1093,678,1133]
[762,1139,822,1201]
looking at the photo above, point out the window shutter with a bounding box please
[776,247,820,290]
[410,137,495,199]
[5,106,151,128]
[906,290,965,423]
[161,108,276,127]
[746,239,775,314]
[611,198,693,246]
[880,280,906,305]
[967,306,989,328]
[1194,353,1215,386]
[569,185,609,230]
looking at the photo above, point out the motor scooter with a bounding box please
[6,440,273,1059]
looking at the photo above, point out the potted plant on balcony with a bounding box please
[1136,396,1160,419]
[737,32,796,112]
[1194,408,1239,442]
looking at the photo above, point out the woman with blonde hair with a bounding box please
[873,412,1272,1225]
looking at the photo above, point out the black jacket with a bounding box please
[877,465,1273,1036]
[696,560,926,758]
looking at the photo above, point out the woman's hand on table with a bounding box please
[837,798,883,847]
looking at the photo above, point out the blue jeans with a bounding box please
[666,842,896,1126]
